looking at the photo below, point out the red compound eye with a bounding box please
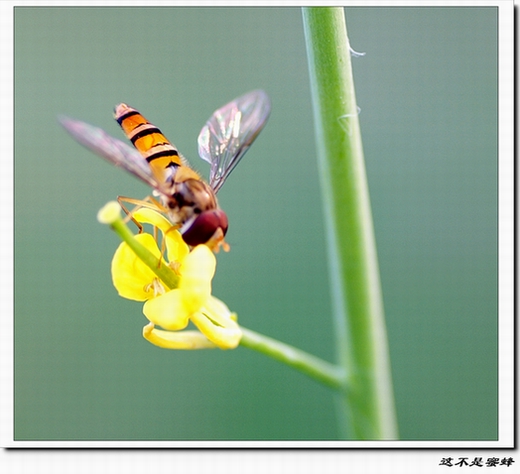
[181,210,228,246]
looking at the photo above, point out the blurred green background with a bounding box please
[14,7,497,441]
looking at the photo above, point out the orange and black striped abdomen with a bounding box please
[114,103,182,175]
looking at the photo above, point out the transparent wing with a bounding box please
[58,115,167,193]
[197,89,271,194]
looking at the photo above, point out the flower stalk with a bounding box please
[98,202,179,290]
[302,7,398,439]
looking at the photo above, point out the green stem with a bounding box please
[239,327,347,391]
[110,215,180,290]
[302,7,398,439]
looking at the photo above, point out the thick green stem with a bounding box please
[302,7,398,439]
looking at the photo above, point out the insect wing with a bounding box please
[197,89,271,193]
[59,116,166,193]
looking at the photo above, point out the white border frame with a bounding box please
[2,0,514,456]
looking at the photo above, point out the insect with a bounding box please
[59,90,271,251]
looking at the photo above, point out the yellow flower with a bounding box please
[110,207,241,350]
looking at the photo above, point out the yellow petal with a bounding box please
[143,322,217,350]
[132,208,189,264]
[164,228,189,264]
[201,296,235,326]
[111,233,161,301]
[191,297,242,349]
[179,245,216,313]
[142,289,191,330]
[132,208,173,234]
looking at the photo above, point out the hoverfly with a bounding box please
[59,90,271,251]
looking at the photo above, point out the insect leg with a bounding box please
[117,195,166,233]
[116,195,181,269]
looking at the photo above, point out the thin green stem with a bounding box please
[109,214,180,290]
[302,7,398,439]
[239,327,347,391]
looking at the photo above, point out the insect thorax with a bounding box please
[163,178,218,225]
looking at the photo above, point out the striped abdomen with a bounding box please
[114,103,197,184]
